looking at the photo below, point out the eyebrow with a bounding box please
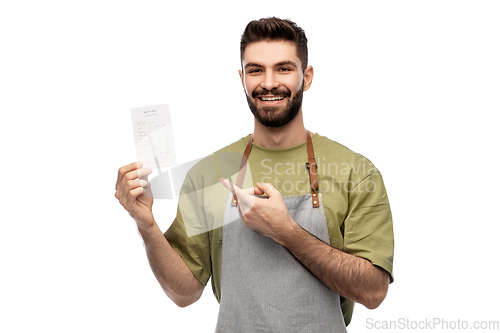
[244,60,298,70]
[276,61,298,68]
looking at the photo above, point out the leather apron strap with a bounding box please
[306,132,320,208]
[232,132,320,208]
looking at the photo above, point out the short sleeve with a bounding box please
[343,172,394,282]
[164,174,212,286]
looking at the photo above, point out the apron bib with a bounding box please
[215,134,347,333]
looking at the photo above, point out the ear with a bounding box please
[238,69,245,89]
[303,65,314,92]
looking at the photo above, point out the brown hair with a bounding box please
[240,17,308,72]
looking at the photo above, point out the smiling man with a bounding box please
[115,17,394,332]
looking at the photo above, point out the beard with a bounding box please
[246,83,304,128]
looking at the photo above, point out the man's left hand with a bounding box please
[219,179,297,242]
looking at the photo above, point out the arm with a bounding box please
[115,162,204,307]
[277,223,389,309]
[220,179,389,309]
[138,221,205,307]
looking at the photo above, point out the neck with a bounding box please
[252,109,310,149]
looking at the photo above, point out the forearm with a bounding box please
[278,223,389,309]
[137,221,204,307]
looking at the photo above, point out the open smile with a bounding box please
[257,95,287,105]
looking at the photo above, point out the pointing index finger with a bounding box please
[220,178,258,216]
[219,178,238,194]
[219,178,248,200]
[219,178,260,195]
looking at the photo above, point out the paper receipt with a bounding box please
[131,104,177,171]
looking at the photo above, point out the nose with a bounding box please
[261,71,280,90]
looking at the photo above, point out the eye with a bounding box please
[247,68,262,74]
[278,67,292,72]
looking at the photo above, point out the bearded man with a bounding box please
[115,17,394,332]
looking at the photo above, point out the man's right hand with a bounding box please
[115,162,154,229]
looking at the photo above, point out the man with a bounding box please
[115,17,394,332]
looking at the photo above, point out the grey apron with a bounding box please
[215,135,348,333]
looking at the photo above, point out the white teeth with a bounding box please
[260,96,284,101]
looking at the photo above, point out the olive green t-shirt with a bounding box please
[165,134,394,326]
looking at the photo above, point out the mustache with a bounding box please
[252,87,291,98]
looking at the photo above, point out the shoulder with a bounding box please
[313,134,380,177]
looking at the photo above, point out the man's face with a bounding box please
[239,41,312,128]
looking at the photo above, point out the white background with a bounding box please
[1,1,499,332]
